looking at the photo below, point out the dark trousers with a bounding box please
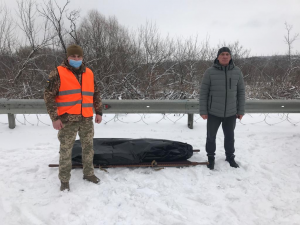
[206,114,236,159]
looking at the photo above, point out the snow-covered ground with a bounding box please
[0,113,300,225]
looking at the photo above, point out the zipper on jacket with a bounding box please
[230,78,231,89]
[210,95,213,109]
[224,67,228,117]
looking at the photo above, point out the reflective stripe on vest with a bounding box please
[57,100,82,107]
[56,66,94,117]
[58,89,81,96]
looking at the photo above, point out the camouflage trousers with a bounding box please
[58,118,94,182]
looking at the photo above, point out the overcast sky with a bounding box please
[2,0,300,56]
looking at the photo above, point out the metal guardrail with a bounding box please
[0,99,198,114]
[1,99,300,129]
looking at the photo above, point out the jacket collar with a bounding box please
[213,58,235,71]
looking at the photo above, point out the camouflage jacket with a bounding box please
[44,60,102,122]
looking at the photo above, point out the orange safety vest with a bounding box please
[56,66,94,117]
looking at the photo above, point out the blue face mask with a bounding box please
[69,59,82,68]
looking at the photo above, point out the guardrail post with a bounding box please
[8,113,16,129]
[187,114,193,129]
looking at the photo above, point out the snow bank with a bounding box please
[0,114,300,225]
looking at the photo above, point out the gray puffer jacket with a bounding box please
[199,59,245,117]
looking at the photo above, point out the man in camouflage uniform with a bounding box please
[44,44,103,191]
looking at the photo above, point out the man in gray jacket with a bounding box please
[200,47,245,170]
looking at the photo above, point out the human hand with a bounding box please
[236,114,244,120]
[53,119,63,130]
[95,114,102,124]
[201,115,208,120]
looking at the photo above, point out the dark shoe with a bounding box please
[60,181,70,191]
[207,157,215,170]
[83,174,100,184]
[226,158,239,168]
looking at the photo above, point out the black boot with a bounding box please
[60,181,70,191]
[83,175,100,184]
[207,157,215,170]
[226,157,239,168]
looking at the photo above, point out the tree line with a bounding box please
[0,0,299,100]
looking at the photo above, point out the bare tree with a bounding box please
[66,9,80,44]
[0,5,16,54]
[14,0,54,83]
[284,22,299,64]
[76,10,142,99]
[281,22,300,97]
[136,22,176,99]
[0,4,16,97]
[38,0,71,53]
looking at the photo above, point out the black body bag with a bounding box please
[72,138,193,165]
